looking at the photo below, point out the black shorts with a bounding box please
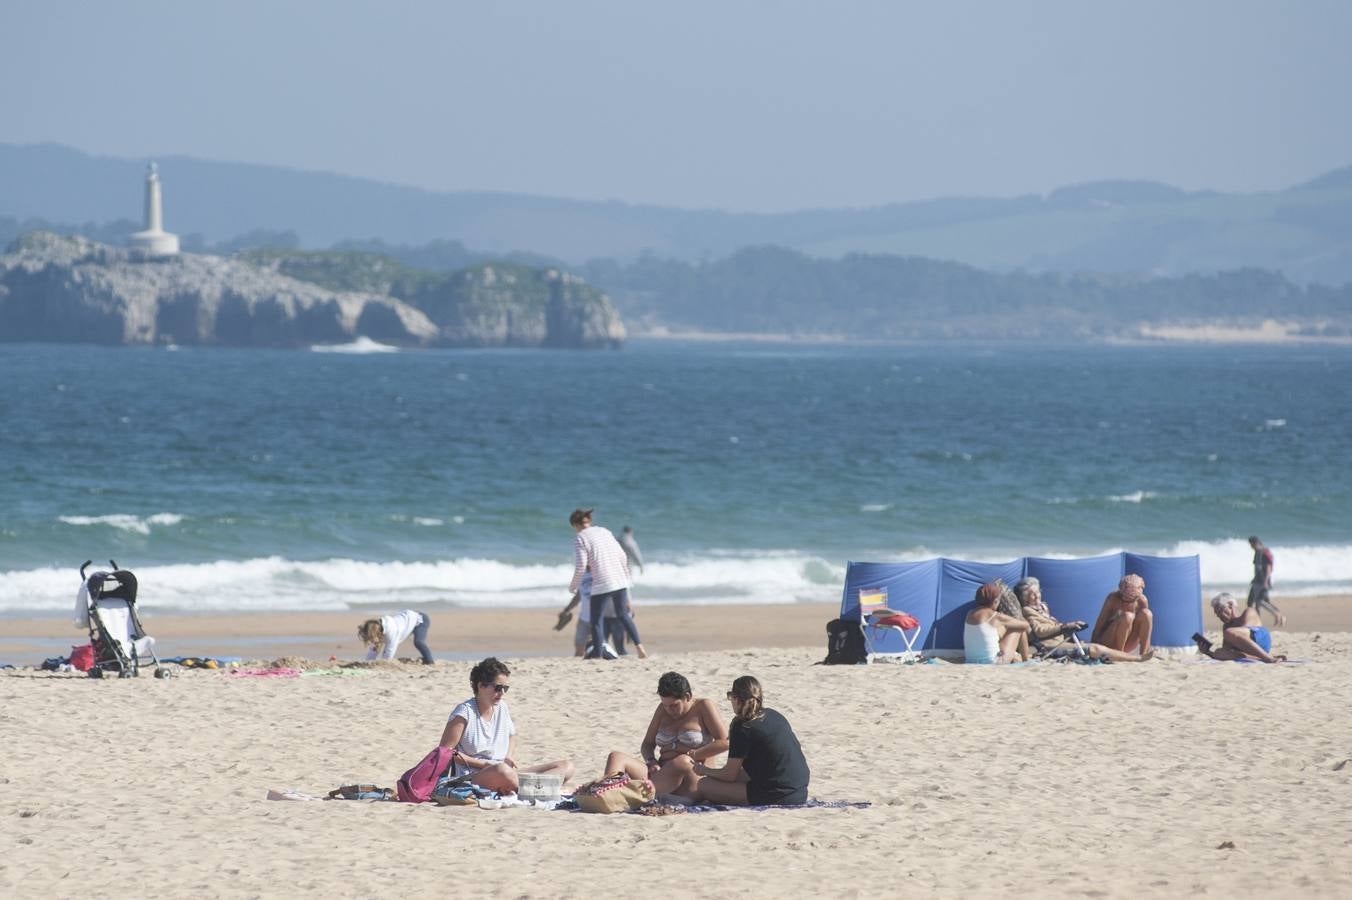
[747,784,808,807]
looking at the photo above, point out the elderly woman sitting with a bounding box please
[1015,577,1154,662]
[964,581,1030,664]
[1198,592,1287,663]
[1091,574,1154,656]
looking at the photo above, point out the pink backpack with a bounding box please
[397,747,456,803]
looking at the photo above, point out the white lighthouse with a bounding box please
[128,162,180,256]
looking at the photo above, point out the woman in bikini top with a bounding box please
[599,671,729,798]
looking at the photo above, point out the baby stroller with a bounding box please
[75,560,169,679]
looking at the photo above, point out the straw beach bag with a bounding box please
[574,772,655,813]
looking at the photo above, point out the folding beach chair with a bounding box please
[857,587,920,663]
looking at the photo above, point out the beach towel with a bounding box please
[227,667,302,678]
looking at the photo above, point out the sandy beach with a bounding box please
[3,597,1351,899]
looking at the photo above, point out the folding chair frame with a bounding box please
[856,587,921,664]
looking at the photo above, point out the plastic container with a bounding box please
[517,773,563,802]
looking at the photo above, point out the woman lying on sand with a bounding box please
[600,671,729,797]
[438,657,575,794]
[1198,593,1288,663]
[693,675,810,806]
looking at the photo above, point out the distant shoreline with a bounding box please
[634,324,1352,346]
[3,595,1347,666]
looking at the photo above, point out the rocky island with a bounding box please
[0,232,626,349]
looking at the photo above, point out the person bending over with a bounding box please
[693,675,809,806]
[965,581,1030,664]
[437,657,575,794]
[1091,574,1153,656]
[600,671,729,797]
[358,609,434,664]
[1015,577,1154,662]
[1197,593,1287,663]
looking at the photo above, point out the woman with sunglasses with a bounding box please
[599,671,729,797]
[438,657,575,794]
[692,675,809,806]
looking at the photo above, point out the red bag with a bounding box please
[875,614,919,630]
[70,644,94,672]
[397,747,457,803]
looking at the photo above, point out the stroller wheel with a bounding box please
[154,667,172,679]
[88,668,104,679]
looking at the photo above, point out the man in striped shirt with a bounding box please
[569,508,648,659]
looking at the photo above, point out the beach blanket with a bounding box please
[563,797,869,814]
[163,656,242,668]
[228,667,302,678]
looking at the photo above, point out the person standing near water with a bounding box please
[1247,536,1287,627]
[569,508,647,659]
[619,525,645,574]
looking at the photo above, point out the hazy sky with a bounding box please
[3,0,1350,212]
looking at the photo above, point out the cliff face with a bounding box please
[0,233,626,349]
[409,263,627,348]
[249,251,627,349]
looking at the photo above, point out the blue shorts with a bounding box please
[1249,626,1272,654]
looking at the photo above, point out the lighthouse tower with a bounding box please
[128,162,180,256]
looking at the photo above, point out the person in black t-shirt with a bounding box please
[692,675,810,806]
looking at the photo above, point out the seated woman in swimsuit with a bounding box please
[1015,577,1154,662]
[438,657,575,794]
[1198,593,1287,663]
[600,671,729,797]
[1091,574,1154,656]
[964,581,1030,664]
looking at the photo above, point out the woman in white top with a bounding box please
[600,671,729,797]
[437,657,575,794]
[357,609,433,664]
[964,581,1030,664]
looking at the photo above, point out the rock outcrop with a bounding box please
[249,251,627,349]
[0,233,626,349]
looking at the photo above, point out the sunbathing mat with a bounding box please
[566,798,870,814]
[229,667,302,678]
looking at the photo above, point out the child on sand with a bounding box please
[357,609,434,664]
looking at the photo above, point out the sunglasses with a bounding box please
[481,682,510,694]
[726,691,739,700]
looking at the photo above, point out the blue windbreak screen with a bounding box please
[841,553,1201,649]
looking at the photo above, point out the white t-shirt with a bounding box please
[448,698,516,776]
[366,609,423,660]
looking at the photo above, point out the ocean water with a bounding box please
[2,339,1350,616]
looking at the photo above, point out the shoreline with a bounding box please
[633,327,1352,346]
[4,594,1347,666]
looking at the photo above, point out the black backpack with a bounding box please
[823,618,866,665]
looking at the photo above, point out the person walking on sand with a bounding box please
[619,525,645,574]
[569,508,647,659]
[1247,536,1287,627]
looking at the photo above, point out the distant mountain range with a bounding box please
[2,142,1351,284]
